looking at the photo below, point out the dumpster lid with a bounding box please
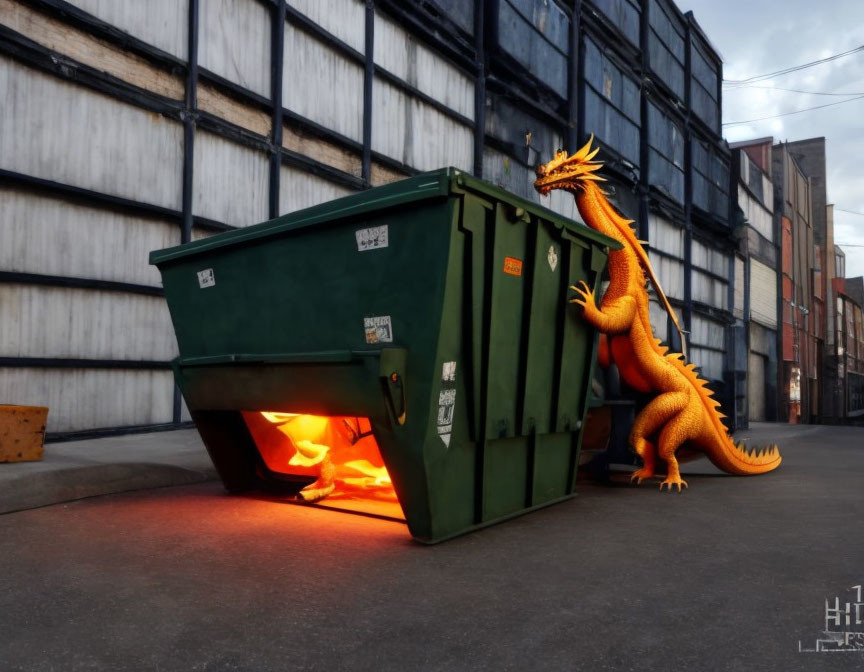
[150,168,620,265]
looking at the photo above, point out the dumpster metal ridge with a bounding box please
[149,169,453,266]
[149,168,621,267]
[176,349,395,367]
[448,174,622,252]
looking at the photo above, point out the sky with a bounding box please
[682,0,864,278]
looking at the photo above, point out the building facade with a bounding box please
[771,142,817,423]
[830,275,864,421]
[1,0,736,438]
[729,138,779,425]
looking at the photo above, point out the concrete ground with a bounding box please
[1,422,863,671]
[0,429,215,514]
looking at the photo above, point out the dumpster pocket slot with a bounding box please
[176,348,407,424]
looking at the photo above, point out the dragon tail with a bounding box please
[711,440,782,475]
[665,351,782,475]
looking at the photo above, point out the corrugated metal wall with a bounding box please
[1,0,733,436]
[750,259,778,329]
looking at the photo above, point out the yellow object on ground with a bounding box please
[0,405,49,463]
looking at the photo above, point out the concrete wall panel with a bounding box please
[0,0,184,99]
[0,286,177,361]
[0,58,184,210]
[649,251,684,300]
[279,164,355,215]
[64,0,188,59]
[0,368,175,432]
[374,13,474,120]
[193,132,270,227]
[283,25,364,142]
[372,77,473,172]
[750,258,778,329]
[200,0,271,97]
[0,189,178,287]
[289,0,366,53]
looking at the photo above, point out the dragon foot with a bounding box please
[629,467,655,485]
[658,475,688,492]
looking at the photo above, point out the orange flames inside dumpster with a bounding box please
[243,411,397,506]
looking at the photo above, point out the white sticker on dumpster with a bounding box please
[437,389,456,448]
[364,315,393,343]
[355,225,388,251]
[437,362,457,448]
[197,268,215,288]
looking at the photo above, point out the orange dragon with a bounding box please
[534,137,781,491]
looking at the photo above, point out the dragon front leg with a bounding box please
[570,281,637,334]
[628,391,689,484]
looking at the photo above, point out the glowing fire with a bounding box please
[245,412,396,504]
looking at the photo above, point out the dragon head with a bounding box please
[533,135,605,196]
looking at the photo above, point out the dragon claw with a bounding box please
[658,477,688,493]
[569,281,596,311]
[630,467,654,485]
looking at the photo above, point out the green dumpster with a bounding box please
[150,168,619,543]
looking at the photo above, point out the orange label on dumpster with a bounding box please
[503,257,523,276]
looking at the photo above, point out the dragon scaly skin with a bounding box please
[534,137,781,491]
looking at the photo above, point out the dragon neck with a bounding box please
[575,182,645,295]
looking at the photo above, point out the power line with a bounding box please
[722,94,864,126]
[723,44,864,86]
[836,208,864,217]
[836,243,864,247]
[726,84,864,97]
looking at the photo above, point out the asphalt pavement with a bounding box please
[1,422,863,671]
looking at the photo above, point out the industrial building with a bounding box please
[1,0,741,439]
[729,138,778,425]
[9,0,858,438]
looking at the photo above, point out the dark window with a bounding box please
[583,36,640,165]
[588,0,640,46]
[690,40,720,132]
[485,93,561,166]
[647,102,684,203]
[647,0,685,100]
[427,0,475,35]
[746,156,763,203]
[692,138,729,218]
[497,0,570,96]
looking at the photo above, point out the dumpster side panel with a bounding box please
[521,218,566,436]
[554,242,599,432]
[418,198,478,541]
[483,203,529,441]
[531,432,574,505]
[159,201,453,362]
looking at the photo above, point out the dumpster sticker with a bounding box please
[437,361,457,448]
[197,268,215,288]
[503,256,523,276]
[364,315,393,343]
[355,225,389,252]
[547,245,559,272]
[437,389,456,448]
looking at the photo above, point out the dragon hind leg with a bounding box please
[656,409,698,492]
[628,391,689,485]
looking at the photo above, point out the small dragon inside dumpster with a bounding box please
[534,137,781,491]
